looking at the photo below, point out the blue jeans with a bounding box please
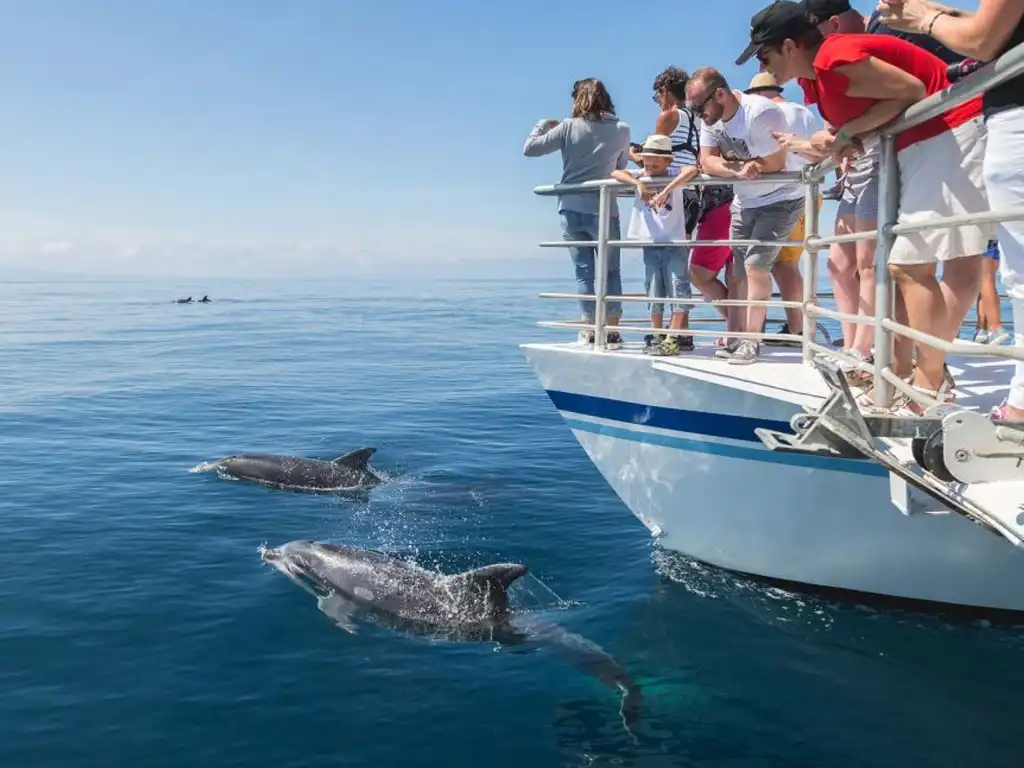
[559,210,623,319]
[643,246,691,316]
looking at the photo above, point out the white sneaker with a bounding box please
[974,329,990,344]
[727,340,759,365]
[574,330,594,347]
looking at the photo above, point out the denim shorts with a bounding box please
[643,245,691,315]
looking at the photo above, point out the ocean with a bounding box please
[1,275,1022,768]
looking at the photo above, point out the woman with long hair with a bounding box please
[524,78,631,349]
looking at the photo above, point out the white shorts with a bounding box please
[889,116,994,266]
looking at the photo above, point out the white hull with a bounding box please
[523,342,1024,613]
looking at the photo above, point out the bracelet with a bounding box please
[927,10,946,36]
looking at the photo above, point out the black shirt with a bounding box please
[984,19,1024,117]
[866,10,965,64]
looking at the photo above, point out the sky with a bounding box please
[0,0,890,279]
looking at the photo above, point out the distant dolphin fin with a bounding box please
[332,447,376,468]
[458,563,528,593]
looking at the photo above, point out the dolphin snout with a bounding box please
[260,546,282,563]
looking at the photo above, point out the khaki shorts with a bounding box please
[889,116,994,265]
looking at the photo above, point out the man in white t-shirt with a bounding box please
[745,71,821,347]
[685,66,805,365]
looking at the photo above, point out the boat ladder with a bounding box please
[755,359,1024,549]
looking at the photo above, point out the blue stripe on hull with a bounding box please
[563,418,888,477]
[546,389,790,443]
[546,390,888,477]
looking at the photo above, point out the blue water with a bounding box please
[2,276,1023,768]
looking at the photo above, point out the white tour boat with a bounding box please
[522,45,1024,613]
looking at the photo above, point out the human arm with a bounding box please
[523,119,569,157]
[611,168,653,202]
[811,56,926,154]
[773,132,831,161]
[878,0,1022,61]
[650,166,700,210]
[654,109,680,137]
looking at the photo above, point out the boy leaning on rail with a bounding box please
[612,134,700,356]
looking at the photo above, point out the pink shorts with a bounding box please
[690,202,732,273]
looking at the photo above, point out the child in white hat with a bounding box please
[612,134,699,355]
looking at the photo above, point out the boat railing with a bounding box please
[532,39,1024,410]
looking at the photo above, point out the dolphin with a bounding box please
[174,296,193,304]
[197,446,382,492]
[198,295,211,303]
[260,539,643,732]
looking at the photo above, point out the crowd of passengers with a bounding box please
[523,0,1024,422]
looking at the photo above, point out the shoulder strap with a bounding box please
[670,107,699,155]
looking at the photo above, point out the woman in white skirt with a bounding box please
[879,0,1024,420]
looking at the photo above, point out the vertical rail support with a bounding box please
[873,136,899,408]
[802,178,821,363]
[594,185,611,351]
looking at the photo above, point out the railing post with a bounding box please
[594,185,610,351]
[802,179,820,363]
[873,136,899,408]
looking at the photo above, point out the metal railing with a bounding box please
[532,40,1024,411]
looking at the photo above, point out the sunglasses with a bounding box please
[689,87,719,118]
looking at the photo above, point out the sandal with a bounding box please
[843,354,874,388]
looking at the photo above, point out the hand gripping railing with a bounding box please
[533,171,820,355]
[532,38,1024,410]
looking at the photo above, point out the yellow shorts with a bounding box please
[777,214,806,264]
[776,196,822,264]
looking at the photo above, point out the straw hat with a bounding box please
[745,71,784,94]
[639,134,673,157]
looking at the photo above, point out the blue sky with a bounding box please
[0,0,884,278]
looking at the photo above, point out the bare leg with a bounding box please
[828,215,860,348]
[727,262,747,337]
[771,259,804,332]
[690,264,729,321]
[891,256,981,392]
[939,254,982,342]
[978,256,1003,334]
[851,221,877,358]
[744,264,773,337]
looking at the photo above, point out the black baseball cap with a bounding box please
[801,0,853,24]
[735,1,818,66]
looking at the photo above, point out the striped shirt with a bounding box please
[667,107,699,174]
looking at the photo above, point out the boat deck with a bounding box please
[524,338,1012,416]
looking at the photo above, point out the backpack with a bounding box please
[674,106,733,226]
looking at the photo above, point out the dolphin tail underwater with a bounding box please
[510,614,644,737]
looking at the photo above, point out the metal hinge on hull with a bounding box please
[754,360,1024,549]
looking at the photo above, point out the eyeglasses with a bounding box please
[652,90,663,104]
[689,87,719,118]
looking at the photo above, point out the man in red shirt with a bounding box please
[737,0,992,411]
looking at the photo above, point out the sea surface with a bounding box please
[1,275,1022,768]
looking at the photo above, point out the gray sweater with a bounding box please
[523,116,630,217]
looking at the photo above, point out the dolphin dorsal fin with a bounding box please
[459,563,528,592]
[333,446,376,469]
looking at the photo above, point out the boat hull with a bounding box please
[522,342,1024,613]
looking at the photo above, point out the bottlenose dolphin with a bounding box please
[197,447,382,492]
[198,295,211,303]
[174,296,193,304]
[260,539,643,732]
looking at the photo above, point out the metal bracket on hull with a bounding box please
[755,359,1024,549]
